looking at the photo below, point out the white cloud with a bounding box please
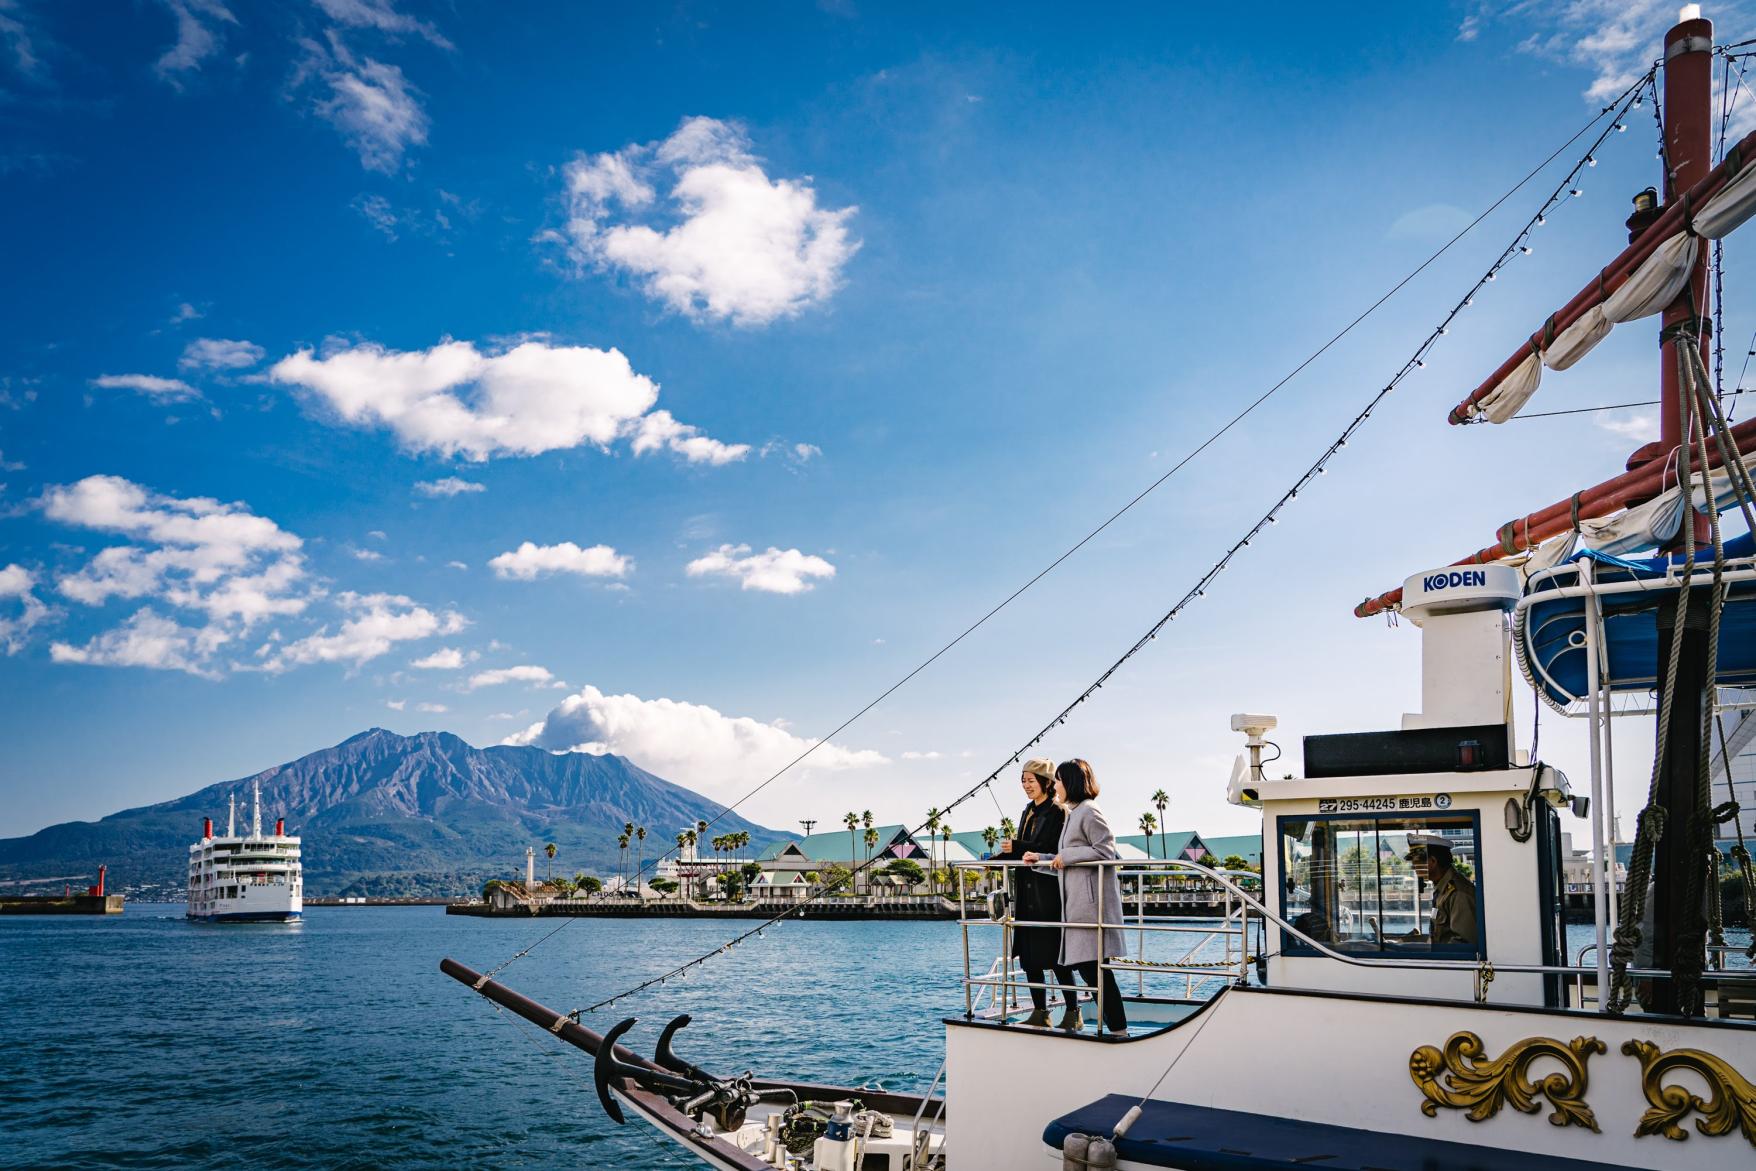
[416,700,447,712]
[445,560,469,570]
[630,409,750,465]
[91,374,201,403]
[294,34,428,173]
[170,302,204,325]
[153,0,236,87]
[0,563,51,654]
[901,750,943,760]
[0,0,45,81]
[469,664,559,689]
[39,476,459,676]
[44,476,305,631]
[312,0,451,48]
[1386,203,1473,242]
[349,547,383,561]
[269,338,659,460]
[415,476,486,497]
[51,609,220,677]
[1505,1,1726,109]
[1597,410,1659,442]
[488,540,630,580]
[560,116,859,327]
[180,337,265,370]
[410,646,468,669]
[266,591,465,670]
[504,683,887,790]
[685,543,835,594]
[386,698,406,710]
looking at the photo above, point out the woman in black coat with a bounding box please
[994,757,1074,1027]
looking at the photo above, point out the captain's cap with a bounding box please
[1404,833,1454,862]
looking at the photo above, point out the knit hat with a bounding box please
[1021,757,1056,783]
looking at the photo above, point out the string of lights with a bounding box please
[466,71,1657,972]
[547,72,1659,1019]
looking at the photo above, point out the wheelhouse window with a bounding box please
[1278,814,1483,956]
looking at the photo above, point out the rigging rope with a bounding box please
[473,73,1657,1003]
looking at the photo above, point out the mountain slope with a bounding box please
[0,729,780,897]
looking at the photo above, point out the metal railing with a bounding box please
[953,857,1755,1026]
[954,859,1263,1030]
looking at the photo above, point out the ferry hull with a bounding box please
[189,910,303,923]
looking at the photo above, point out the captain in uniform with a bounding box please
[1407,833,1478,949]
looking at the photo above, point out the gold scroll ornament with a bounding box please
[1622,1040,1756,1145]
[1409,1032,1604,1132]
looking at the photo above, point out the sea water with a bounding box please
[2,907,1749,1170]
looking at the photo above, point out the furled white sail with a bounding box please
[1468,163,1756,422]
[1517,456,1756,572]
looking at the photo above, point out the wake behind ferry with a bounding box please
[187,780,302,923]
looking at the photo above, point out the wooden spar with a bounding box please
[439,956,658,1069]
[1353,415,1756,617]
[1444,125,1756,427]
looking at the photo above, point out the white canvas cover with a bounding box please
[1517,456,1756,573]
[1602,233,1698,323]
[1693,157,1756,239]
[1541,304,1610,371]
[1477,351,1543,423]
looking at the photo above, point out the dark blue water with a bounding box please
[1,906,965,1171]
[3,908,1747,1170]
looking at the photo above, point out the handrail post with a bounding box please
[1095,862,1105,1033]
[1136,871,1146,997]
[1001,865,1014,1018]
[960,865,972,1020]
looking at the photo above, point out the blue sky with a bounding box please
[3,1,1752,848]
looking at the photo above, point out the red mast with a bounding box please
[1630,11,1716,555]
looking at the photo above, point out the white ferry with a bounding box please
[187,780,303,923]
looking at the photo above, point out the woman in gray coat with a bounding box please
[1023,758,1128,1034]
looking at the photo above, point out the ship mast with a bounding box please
[227,791,236,837]
[1643,6,1716,1017]
[252,779,262,839]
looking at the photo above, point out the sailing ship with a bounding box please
[445,9,1756,1168]
[186,780,303,923]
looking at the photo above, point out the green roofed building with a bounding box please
[1115,830,1208,861]
[756,824,927,870]
[1201,833,1264,869]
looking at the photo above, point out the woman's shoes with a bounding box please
[1023,1008,1052,1028]
[1056,1007,1083,1032]
[1104,1026,1129,1037]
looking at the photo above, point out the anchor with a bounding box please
[593,1014,792,1132]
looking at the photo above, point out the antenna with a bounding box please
[799,820,816,837]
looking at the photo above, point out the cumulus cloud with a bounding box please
[560,116,859,327]
[269,336,745,465]
[468,664,559,689]
[91,374,201,403]
[51,609,220,676]
[488,540,630,580]
[901,750,943,761]
[294,33,428,173]
[180,337,265,370]
[410,646,469,669]
[38,475,459,676]
[504,683,887,790]
[630,409,750,465]
[685,544,835,594]
[415,700,447,712]
[265,591,465,670]
[269,338,653,459]
[0,563,51,654]
[386,698,406,710]
[415,476,485,497]
[1502,1,1736,113]
[153,0,237,88]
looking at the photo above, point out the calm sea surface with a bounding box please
[2,906,1749,1170]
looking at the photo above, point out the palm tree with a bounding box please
[863,826,879,894]
[617,833,630,892]
[843,812,859,890]
[982,825,999,856]
[738,830,751,869]
[634,826,647,898]
[925,808,942,895]
[675,833,688,899]
[544,841,557,881]
[1152,788,1169,865]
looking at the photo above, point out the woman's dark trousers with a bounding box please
[1021,964,1075,1012]
[1070,961,1127,1031]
